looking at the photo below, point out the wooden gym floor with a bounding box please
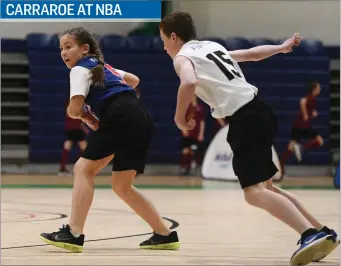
[1,174,340,265]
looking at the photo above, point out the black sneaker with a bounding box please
[312,226,340,262]
[40,224,84,253]
[140,231,180,250]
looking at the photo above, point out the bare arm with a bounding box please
[68,67,99,130]
[216,118,226,127]
[173,56,197,131]
[300,98,309,121]
[67,96,99,130]
[122,72,140,88]
[67,96,85,118]
[68,67,89,118]
[230,33,301,62]
[181,130,189,137]
[198,120,205,141]
[313,109,318,118]
[230,45,284,62]
[114,68,139,89]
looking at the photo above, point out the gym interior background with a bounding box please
[1,0,339,188]
[1,1,340,265]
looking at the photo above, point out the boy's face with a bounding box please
[160,29,181,59]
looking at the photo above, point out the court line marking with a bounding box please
[2,200,160,216]
[1,184,335,190]
[2,200,179,250]
[1,209,67,223]
[1,216,179,250]
[1,184,204,189]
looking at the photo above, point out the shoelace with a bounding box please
[52,224,68,235]
[297,230,335,245]
[148,233,158,240]
[297,234,312,245]
[146,233,164,243]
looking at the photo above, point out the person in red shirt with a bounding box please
[180,95,205,175]
[59,101,89,175]
[280,81,323,173]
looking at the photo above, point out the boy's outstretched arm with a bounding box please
[229,33,301,62]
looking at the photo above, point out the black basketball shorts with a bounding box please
[82,91,153,174]
[181,137,199,150]
[291,127,318,142]
[65,129,86,142]
[226,96,279,189]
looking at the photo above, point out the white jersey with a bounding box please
[175,40,258,118]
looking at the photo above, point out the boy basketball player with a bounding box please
[159,11,339,266]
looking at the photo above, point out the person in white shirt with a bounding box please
[159,11,339,266]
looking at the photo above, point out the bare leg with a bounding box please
[69,155,114,234]
[77,140,87,151]
[265,179,323,229]
[60,140,73,171]
[112,170,171,236]
[302,135,324,151]
[243,182,312,234]
[180,147,192,174]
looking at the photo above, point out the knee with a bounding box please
[316,136,323,146]
[112,183,131,199]
[78,141,87,151]
[243,184,267,207]
[64,140,72,150]
[73,160,96,179]
[288,141,295,151]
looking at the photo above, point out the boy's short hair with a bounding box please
[160,11,196,42]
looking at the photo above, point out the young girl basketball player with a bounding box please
[40,27,179,252]
[159,11,338,266]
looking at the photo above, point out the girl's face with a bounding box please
[59,34,89,69]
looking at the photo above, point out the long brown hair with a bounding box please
[60,27,105,87]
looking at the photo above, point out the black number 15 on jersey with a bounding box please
[206,50,242,81]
